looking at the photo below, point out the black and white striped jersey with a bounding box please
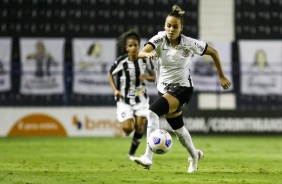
[109,54,155,105]
[147,31,208,93]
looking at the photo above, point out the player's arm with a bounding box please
[107,72,122,98]
[138,44,158,60]
[108,55,127,98]
[139,69,156,83]
[205,46,231,90]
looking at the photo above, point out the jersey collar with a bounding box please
[165,34,182,47]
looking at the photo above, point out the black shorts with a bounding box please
[158,83,194,112]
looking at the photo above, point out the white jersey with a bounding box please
[147,31,207,93]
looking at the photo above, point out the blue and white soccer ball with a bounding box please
[148,129,173,154]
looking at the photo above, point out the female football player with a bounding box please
[108,29,156,161]
[134,5,231,173]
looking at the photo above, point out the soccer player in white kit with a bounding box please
[108,29,156,161]
[134,5,231,173]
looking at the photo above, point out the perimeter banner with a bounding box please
[72,38,117,94]
[0,108,281,137]
[0,38,12,92]
[19,38,65,94]
[0,107,122,137]
[189,41,233,92]
[239,40,282,95]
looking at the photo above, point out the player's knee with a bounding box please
[122,119,134,134]
[135,124,145,134]
[149,97,169,116]
[134,117,146,134]
[122,126,134,135]
[166,114,184,130]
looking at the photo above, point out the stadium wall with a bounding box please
[0,107,281,137]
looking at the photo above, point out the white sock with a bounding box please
[173,126,197,158]
[144,110,159,160]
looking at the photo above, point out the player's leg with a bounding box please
[121,118,138,161]
[145,96,171,157]
[165,112,197,158]
[164,86,197,157]
[116,101,137,160]
[165,85,204,173]
[128,115,146,160]
[117,101,135,136]
[166,112,203,173]
[134,95,172,169]
[121,119,135,136]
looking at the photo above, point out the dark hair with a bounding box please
[167,4,185,25]
[118,29,141,53]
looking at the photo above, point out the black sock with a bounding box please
[129,132,143,155]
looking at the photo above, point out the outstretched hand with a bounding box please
[145,51,158,60]
[220,77,231,90]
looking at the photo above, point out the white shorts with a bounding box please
[116,98,149,122]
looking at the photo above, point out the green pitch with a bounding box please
[0,135,281,184]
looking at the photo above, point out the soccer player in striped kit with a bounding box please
[134,5,231,173]
[108,29,156,161]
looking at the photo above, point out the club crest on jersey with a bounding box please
[182,49,190,57]
[142,63,147,69]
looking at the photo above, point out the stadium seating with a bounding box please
[0,0,281,110]
[235,0,282,39]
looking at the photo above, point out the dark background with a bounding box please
[0,0,281,111]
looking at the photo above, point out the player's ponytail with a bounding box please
[168,4,185,25]
[172,5,185,15]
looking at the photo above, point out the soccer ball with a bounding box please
[148,129,173,154]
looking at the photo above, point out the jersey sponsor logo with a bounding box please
[121,112,126,118]
[153,38,163,44]
[142,63,147,69]
[196,43,204,52]
[127,89,135,98]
